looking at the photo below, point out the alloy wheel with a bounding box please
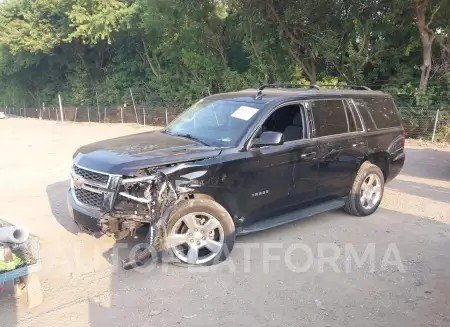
[360,173,382,210]
[168,212,225,265]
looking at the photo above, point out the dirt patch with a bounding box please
[0,118,449,327]
[406,138,450,150]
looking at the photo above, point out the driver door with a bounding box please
[225,103,318,226]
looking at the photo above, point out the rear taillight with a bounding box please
[401,125,406,149]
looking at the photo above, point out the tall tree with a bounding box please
[410,0,450,88]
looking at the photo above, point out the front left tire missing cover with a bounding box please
[167,199,235,266]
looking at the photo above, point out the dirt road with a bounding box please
[1,118,449,327]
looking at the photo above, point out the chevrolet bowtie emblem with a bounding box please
[73,176,85,190]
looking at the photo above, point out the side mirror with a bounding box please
[252,131,284,147]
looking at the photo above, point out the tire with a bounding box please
[167,198,235,266]
[344,161,385,217]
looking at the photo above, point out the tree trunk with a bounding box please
[309,59,317,84]
[414,0,437,89]
[420,41,433,89]
[140,36,160,78]
[302,58,317,84]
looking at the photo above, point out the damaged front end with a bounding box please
[103,169,178,247]
[70,161,212,268]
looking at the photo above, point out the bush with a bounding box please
[435,112,450,143]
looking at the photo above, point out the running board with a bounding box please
[237,199,346,236]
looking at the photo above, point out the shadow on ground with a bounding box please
[403,148,450,181]
[46,180,80,235]
[388,179,450,203]
[85,207,450,327]
[43,175,450,327]
[0,283,18,327]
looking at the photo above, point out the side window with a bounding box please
[353,99,376,132]
[344,101,356,132]
[367,97,401,129]
[310,100,349,137]
[345,100,363,132]
[354,97,400,130]
[255,104,304,142]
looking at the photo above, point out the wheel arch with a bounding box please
[182,192,240,225]
[366,151,390,181]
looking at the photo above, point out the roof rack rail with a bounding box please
[258,83,320,91]
[256,83,319,98]
[318,84,372,91]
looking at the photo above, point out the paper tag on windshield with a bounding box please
[231,106,259,121]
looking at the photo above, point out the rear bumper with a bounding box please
[67,189,102,234]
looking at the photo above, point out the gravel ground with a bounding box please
[0,118,449,327]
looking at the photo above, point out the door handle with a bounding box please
[352,142,365,147]
[301,151,317,158]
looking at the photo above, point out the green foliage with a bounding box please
[67,0,137,44]
[0,0,449,124]
[0,0,71,54]
[436,112,450,143]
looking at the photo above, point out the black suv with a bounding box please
[67,84,405,266]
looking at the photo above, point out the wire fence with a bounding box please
[2,101,450,143]
[398,107,450,142]
[1,104,184,126]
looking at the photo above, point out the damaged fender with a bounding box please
[109,162,217,252]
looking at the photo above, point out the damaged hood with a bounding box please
[73,131,222,175]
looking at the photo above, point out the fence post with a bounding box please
[129,88,139,124]
[87,107,90,122]
[96,92,101,123]
[56,107,59,121]
[121,107,123,124]
[104,108,106,123]
[42,102,45,121]
[58,94,64,122]
[165,108,168,126]
[74,108,78,122]
[431,109,440,143]
[143,107,146,125]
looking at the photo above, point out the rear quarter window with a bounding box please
[354,97,400,130]
[310,99,349,137]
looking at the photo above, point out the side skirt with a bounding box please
[236,198,346,236]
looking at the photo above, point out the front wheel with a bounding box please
[344,161,385,217]
[167,199,235,266]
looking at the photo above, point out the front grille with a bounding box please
[74,188,104,208]
[73,165,109,185]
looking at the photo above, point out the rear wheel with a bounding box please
[167,199,235,266]
[344,161,384,216]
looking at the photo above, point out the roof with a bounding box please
[204,87,388,106]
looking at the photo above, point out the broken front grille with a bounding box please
[73,165,109,185]
[74,188,104,208]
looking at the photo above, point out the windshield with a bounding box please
[164,99,263,147]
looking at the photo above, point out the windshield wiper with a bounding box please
[173,133,210,146]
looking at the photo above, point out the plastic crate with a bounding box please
[0,219,41,283]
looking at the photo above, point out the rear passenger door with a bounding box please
[309,99,367,198]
